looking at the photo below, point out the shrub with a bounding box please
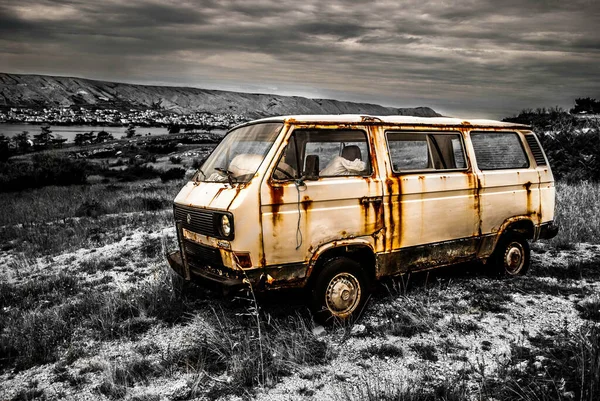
[159,168,185,182]
[75,199,108,218]
[101,165,160,182]
[191,156,206,169]
[0,155,88,192]
[168,155,182,164]
[504,107,600,182]
[485,325,600,401]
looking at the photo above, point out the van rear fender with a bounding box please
[306,239,376,287]
[481,216,535,259]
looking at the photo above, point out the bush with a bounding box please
[503,107,600,182]
[486,325,600,401]
[0,155,88,192]
[101,165,160,182]
[160,168,185,182]
[75,199,108,218]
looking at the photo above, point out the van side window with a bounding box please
[272,129,371,180]
[386,132,467,172]
[471,132,529,170]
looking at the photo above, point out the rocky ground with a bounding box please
[1,213,598,401]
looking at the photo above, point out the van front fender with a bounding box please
[305,237,376,280]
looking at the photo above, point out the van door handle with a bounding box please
[360,197,382,205]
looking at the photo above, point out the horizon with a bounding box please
[1,0,599,119]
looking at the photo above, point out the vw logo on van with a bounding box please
[186,213,191,225]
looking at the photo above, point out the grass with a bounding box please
[483,324,600,401]
[551,181,600,247]
[93,310,331,399]
[0,181,181,226]
[0,165,599,399]
[360,343,404,359]
[576,295,600,321]
[0,264,189,370]
[336,373,467,401]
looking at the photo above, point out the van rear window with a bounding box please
[471,132,529,170]
[386,132,467,172]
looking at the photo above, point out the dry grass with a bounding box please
[0,174,599,399]
[551,181,600,248]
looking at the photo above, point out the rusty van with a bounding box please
[167,115,558,322]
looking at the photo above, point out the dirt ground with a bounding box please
[1,218,599,401]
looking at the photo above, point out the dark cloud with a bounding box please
[0,0,599,117]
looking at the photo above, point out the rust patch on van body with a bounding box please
[269,185,284,226]
[301,195,313,213]
[524,181,533,215]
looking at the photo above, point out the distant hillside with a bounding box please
[0,73,439,118]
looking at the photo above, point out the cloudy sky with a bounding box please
[1,0,599,118]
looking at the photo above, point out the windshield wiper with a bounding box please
[194,168,206,182]
[215,167,235,186]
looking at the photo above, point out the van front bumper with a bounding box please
[166,250,309,291]
[167,250,249,289]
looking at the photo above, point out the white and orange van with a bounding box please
[167,115,558,322]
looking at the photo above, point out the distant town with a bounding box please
[0,107,248,130]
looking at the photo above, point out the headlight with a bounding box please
[221,215,231,237]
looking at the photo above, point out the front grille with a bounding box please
[174,204,218,238]
[183,240,223,268]
[525,134,547,166]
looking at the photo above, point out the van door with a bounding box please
[379,130,479,275]
[470,130,541,256]
[260,126,384,270]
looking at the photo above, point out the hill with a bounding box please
[0,73,439,118]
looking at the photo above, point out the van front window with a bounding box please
[195,123,283,183]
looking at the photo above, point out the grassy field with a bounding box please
[0,175,599,400]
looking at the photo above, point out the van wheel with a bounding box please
[311,257,368,325]
[492,232,530,276]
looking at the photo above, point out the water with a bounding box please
[0,124,169,142]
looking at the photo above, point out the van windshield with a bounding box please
[195,122,283,183]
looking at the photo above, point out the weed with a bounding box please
[576,295,600,321]
[337,373,466,401]
[550,181,600,247]
[162,311,330,396]
[139,236,163,258]
[374,297,440,337]
[532,252,600,280]
[448,316,481,334]
[360,343,404,359]
[0,154,88,193]
[465,280,512,313]
[484,324,600,401]
[160,167,186,182]
[10,380,46,401]
[0,272,80,311]
[1,308,71,370]
[410,343,439,362]
[75,199,107,218]
[80,257,114,273]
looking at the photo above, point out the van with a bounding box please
[167,115,558,322]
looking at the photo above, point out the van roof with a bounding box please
[241,115,529,129]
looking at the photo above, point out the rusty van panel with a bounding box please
[376,237,479,277]
[259,124,384,267]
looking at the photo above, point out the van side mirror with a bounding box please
[304,155,320,180]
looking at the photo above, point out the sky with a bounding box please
[0,0,599,119]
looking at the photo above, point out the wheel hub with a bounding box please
[325,273,361,316]
[505,242,524,273]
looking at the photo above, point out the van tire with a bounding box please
[492,232,530,276]
[311,257,369,325]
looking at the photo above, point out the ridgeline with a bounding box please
[0,72,439,118]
